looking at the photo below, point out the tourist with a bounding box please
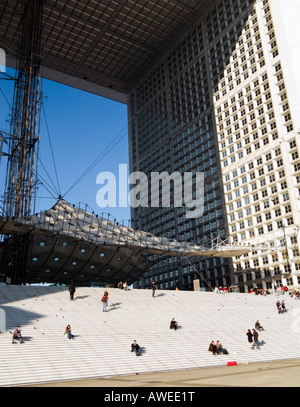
[101,290,109,312]
[131,340,141,356]
[151,281,156,297]
[12,328,23,344]
[246,329,253,346]
[208,341,218,355]
[252,329,259,348]
[68,281,76,300]
[216,340,229,354]
[64,324,74,339]
[276,300,282,314]
[170,318,178,330]
[255,320,264,331]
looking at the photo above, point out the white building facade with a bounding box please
[215,0,300,291]
[128,0,300,292]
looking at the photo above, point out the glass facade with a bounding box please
[128,0,300,292]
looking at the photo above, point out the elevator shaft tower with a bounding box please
[1,0,44,284]
[4,0,43,219]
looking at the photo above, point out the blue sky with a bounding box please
[0,67,131,223]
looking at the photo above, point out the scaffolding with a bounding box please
[1,0,44,284]
[4,0,44,219]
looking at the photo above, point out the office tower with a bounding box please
[128,0,300,292]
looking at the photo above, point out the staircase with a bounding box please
[0,285,299,386]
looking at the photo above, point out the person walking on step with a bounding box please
[131,340,141,356]
[68,281,76,300]
[151,281,156,297]
[252,329,259,349]
[276,300,282,314]
[246,329,253,347]
[101,290,108,312]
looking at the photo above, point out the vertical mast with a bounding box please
[4,0,44,219]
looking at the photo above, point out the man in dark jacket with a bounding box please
[252,329,259,348]
[68,282,76,300]
[131,340,141,356]
[170,318,178,330]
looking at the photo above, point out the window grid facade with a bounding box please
[128,0,300,292]
[215,0,300,291]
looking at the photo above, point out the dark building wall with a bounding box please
[127,0,256,291]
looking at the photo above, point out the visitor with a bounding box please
[252,329,259,348]
[246,329,253,346]
[68,281,76,300]
[255,320,264,331]
[101,290,109,312]
[64,324,74,339]
[208,341,218,355]
[276,300,282,314]
[131,340,141,356]
[170,318,178,330]
[151,281,156,297]
[216,340,229,354]
[12,328,23,344]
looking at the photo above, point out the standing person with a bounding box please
[101,290,108,312]
[284,285,288,296]
[151,281,156,297]
[252,329,259,348]
[131,340,141,356]
[68,281,76,300]
[281,300,286,312]
[273,284,278,296]
[276,300,282,314]
[246,329,253,347]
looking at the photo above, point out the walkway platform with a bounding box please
[0,285,299,386]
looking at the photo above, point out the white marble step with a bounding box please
[0,285,299,386]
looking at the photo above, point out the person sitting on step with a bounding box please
[12,328,23,344]
[216,340,229,354]
[170,318,178,330]
[208,341,218,355]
